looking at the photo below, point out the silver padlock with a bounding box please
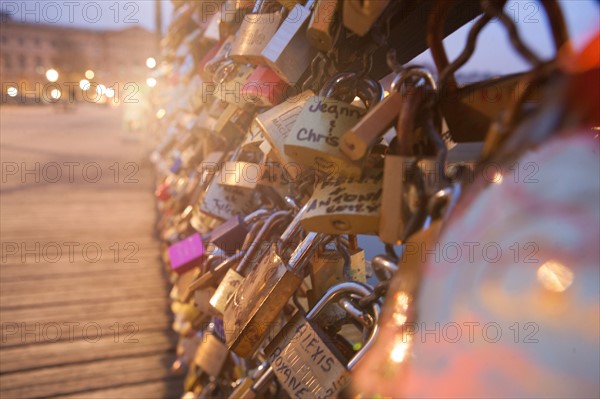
[264,281,380,398]
[259,0,317,84]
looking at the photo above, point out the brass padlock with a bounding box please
[340,68,437,161]
[193,319,230,378]
[259,0,317,84]
[219,0,255,39]
[210,210,290,314]
[218,147,263,191]
[230,0,286,64]
[224,231,326,357]
[342,0,389,36]
[300,177,382,234]
[264,281,380,398]
[307,0,338,52]
[284,72,383,178]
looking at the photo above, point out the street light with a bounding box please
[7,87,18,97]
[79,79,91,91]
[146,77,157,88]
[50,89,61,99]
[85,70,95,79]
[46,69,59,82]
[146,57,157,69]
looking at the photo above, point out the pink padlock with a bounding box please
[167,233,205,274]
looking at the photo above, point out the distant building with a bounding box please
[0,16,157,101]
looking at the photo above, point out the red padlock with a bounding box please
[242,65,289,108]
[155,180,171,202]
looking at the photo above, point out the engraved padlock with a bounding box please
[255,89,315,166]
[197,163,258,223]
[259,0,317,84]
[284,72,383,178]
[224,230,326,357]
[210,210,290,314]
[342,0,390,37]
[307,0,338,52]
[300,176,382,234]
[264,281,380,398]
[230,0,286,64]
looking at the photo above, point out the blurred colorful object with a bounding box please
[352,33,600,398]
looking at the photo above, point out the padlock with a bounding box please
[300,176,382,234]
[217,147,263,191]
[307,0,338,52]
[255,89,315,165]
[208,215,249,255]
[198,168,257,222]
[213,62,257,107]
[310,246,367,300]
[259,0,317,84]
[242,65,289,107]
[371,254,399,281]
[219,0,255,39]
[241,120,266,149]
[342,0,389,37]
[229,361,275,399]
[194,319,230,378]
[210,210,290,314]
[276,0,306,10]
[214,103,255,142]
[339,88,406,161]
[284,72,383,179]
[167,233,206,275]
[224,231,326,357]
[264,281,380,398]
[203,35,236,79]
[230,0,286,64]
[379,74,447,244]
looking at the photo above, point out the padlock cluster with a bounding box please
[149,1,595,398]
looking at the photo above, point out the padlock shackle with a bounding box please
[277,202,310,253]
[286,231,326,273]
[235,210,290,274]
[243,209,271,225]
[306,281,381,370]
[372,254,399,281]
[319,71,384,108]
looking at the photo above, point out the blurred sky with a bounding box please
[1,0,598,74]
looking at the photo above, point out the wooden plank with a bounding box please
[0,331,176,373]
[0,354,181,399]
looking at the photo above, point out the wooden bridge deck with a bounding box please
[0,104,181,398]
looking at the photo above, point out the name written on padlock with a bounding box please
[285,97,366,178]
[300,177,382,235]
[267,314,351,399]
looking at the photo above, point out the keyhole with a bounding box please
[332,218,351,231]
